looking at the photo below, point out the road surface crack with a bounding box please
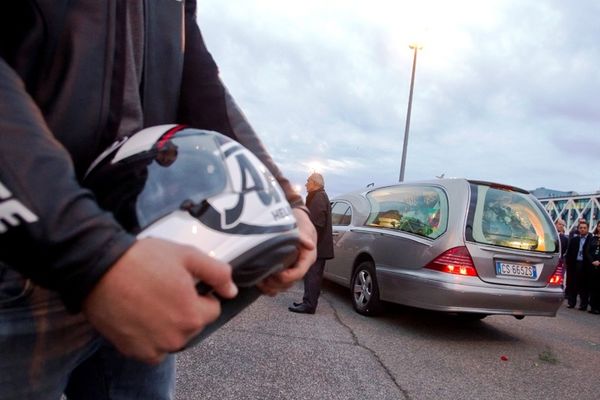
[322,295,412,400]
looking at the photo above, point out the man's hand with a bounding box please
[82,238,238,364]
[257,208,317,296]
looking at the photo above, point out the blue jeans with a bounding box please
[0,265,175,400]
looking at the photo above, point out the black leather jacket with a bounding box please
[0,1,301,311]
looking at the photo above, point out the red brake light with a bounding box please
[548,259,565,286]
[425,246,478,277]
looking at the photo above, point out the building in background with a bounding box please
[529,187,578,199]
[534,189,600,233]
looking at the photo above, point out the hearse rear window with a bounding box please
[467,184,557,252]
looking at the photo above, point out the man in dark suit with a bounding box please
[556,219,569,258]
[555,219,569,296]
[565,221,592,309]
[289,173,334,314]
[569,218,587,238]
[585,224,600,314]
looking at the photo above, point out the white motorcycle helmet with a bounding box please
[84,125,299,345]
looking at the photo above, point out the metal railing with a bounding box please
[539,193,600,232]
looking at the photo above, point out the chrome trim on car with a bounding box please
[475,244,555,258]
[350,227,434,245]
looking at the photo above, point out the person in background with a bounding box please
[555,219,569,296]
[289,173,334,314]
[585,224,600,314]
[565,221,592,310]
[569,217,587,238]
[556,219,569,258]
[0,2,316,399]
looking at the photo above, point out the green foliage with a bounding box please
[538,348,558,364]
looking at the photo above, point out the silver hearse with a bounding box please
[324,179,564,320]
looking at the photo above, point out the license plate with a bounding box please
[495,261,537,279]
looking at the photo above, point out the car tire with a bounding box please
[351,260,382,316]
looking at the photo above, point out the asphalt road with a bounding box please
[176,281,600,400]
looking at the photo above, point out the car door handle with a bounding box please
[333,231,340,236]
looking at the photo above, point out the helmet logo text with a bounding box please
[224,152,282,226]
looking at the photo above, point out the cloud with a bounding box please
[199,1,600,196]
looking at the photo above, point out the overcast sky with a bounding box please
[198,0,600,198]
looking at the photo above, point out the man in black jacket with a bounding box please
[556,219,569,259]
[565,221,592,310]
[289,173,334,314]
[0,2,316,399]
[555,219,569,296]
[585,225,600,314]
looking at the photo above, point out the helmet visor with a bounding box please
[85,131,228,233]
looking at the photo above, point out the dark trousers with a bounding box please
[565,262,574,299]
[302,258,326,311]
[567,261,589,308]
[590,267,600,312]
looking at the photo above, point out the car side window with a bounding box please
[365,186,448,239]
[331,201,352,226]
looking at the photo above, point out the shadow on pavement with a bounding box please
[321,280,522,344]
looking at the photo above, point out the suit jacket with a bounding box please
[306,189,334,259]
[565,233,592,267]
[559,233,569,258]
[585,235,600,264]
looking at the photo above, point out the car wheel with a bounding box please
[351,260,382,316]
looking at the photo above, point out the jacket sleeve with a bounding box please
[584,237,595,264]
[0,59,136,312]
[565,238,576,264]
[178,1,303,209]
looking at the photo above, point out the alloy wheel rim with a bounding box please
[354,269,372,306]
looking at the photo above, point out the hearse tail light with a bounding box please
[548,259,564,287]
[425,246,478,277]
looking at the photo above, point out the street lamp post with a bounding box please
[399,43,422,182]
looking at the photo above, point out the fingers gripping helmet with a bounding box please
[84,125,299,344]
